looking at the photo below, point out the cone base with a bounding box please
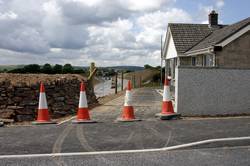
[32,121,57,125]
[115,118,141,122]
[72,119,97,124]
[155,113,181,120]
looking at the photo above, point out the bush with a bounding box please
[144,64,153,69]
[73,69,85,74]
[23,64,40,73]
[62,64,73,74]
[42,64,53,74]
[53,64,63,74]
[8,68,24,73]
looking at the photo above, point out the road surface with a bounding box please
[94,78,128,97]
[0,88,249,165]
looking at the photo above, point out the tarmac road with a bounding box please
[0,146,249,166]
[0,87,249,165]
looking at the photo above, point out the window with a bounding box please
[206,54,215,67]
[203,55,207,66]
[191,57,196,66]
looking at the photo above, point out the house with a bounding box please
[163,10,250,80]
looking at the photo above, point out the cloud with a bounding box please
[0,0,212,67]
[0,11,18,20]
[121,0,166,11]
[136,9,192,49]
[216,0,224,9]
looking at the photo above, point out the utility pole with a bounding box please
[139,76,142,88]
[133,75,136,88]
[115,72,118,94]
[121,71,124,91]
[160,35,163,86]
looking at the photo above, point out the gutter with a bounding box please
[184,46,214,56]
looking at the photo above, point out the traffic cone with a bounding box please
[116,80,140,122]
[72,82,96,123]
[155,78,181,120]
[32,82,56,125]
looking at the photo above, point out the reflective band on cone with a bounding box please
[32,82,56,125]
[72,82,96,123]
[155,78,181,120]
[116,80,140,122]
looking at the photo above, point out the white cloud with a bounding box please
[216,0,224,9]
[0,11,18,20]
[0,0,206,67]
[121,0,165,11]
[136,8,192,49]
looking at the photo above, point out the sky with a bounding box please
[0,0,249,67]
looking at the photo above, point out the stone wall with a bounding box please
[0,74,97,122]
[175,67,250,116]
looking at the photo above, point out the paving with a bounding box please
[0,87,249,165]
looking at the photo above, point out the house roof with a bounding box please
[169,23,222,54]
[187,17,250,53]
[168,17,250,55]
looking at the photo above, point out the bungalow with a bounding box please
[163,10,250,80]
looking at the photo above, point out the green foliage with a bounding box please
[144,64,153,69]
[42,63,53,74]
[53,64,63,74]
[23,64,40,73]
[0,69,8,73]
[7,68,24,73]
[73,69,85,74]
[62,64,73,74]
[7,63,85,74]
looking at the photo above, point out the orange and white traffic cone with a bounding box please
[155,78,181,120]
[72,82,96,123]
[116,80,140,122]
[32,82,56,124]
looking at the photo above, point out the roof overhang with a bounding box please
[162,26,171,59]
[184,47,214,56]
[215,24,250,47]
[184,24,250,56]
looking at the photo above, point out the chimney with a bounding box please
[209,10,218,26]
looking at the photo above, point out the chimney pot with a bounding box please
[209,10,218,26]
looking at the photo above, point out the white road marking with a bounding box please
[155,89,163,96]
[0,136,249,159]
[57,116,76,125]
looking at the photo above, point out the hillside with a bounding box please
[0,65,24,71]
[123,69,160,87]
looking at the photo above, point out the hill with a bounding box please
[0,65,24,71]
[123,68,160,87]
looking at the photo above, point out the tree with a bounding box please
[62,64,73,74]
[23,64,40,73]
[8,68,24,73]
[144,64,153,69]
[53,64,63,74]
[42,63,53,74]
[74,69,85,74]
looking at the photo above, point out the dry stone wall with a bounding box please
[0,74,97,122]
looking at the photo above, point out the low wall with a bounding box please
[0,74,97,122]
[175,67,250,116]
